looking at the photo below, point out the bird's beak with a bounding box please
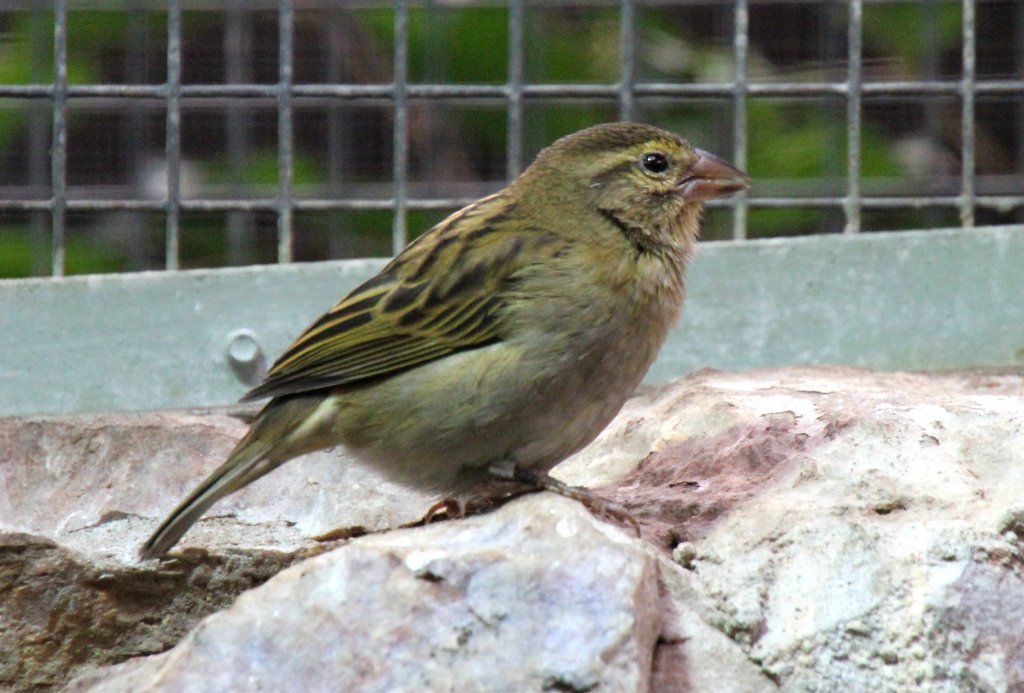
[675,148,750,202]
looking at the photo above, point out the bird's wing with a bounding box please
[243,194,545,401]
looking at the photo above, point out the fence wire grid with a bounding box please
[0,0,1022,278]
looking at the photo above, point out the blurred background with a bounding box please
[0,0,1021,277]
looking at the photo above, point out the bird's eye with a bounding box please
[641,152,670,175]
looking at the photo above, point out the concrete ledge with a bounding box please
[2,225,1022,415]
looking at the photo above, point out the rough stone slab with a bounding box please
[0,407,434,691]
[567,367,1024,690]
[0,532,300,692]
[66,496,662,693]
[0,408,435,561]
[1,367,1023,691]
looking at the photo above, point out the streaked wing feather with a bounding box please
[242,194,525,401]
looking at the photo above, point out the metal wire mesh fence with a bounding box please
[0,0,1021,278]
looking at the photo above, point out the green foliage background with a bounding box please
[0,2,1004,277]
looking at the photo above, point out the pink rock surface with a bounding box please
[0,367,1021,691]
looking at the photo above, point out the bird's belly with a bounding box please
[328,316,664,493]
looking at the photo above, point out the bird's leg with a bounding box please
[417,460,642,536]
[489,462,642,537]
[416,464,536,526]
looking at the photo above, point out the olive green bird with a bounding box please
[139,122,748,560]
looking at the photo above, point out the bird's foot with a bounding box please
[490,463,642,537]
[423,497,464,524]
[415,478,537,526]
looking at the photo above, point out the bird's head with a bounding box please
[518,122,749,252]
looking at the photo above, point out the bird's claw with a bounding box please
[502,465,642,537]
[422,498,465,524]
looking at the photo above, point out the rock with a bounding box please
[0,408,435,553]
[0,533,297,692]
[0,408,435,691]
[1,367,1022,691]
[569,367,1024,690]
[65,495,665,693]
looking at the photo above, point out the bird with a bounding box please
[139,122,749,560]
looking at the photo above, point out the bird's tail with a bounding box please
[138,436,277,560]
[139,396,325,560]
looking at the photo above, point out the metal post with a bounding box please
[278,0,295,262]
[618,0,635,122]
[844,0,863,234]
[226,1,254,266]
[51,0,68,276]
[166,0,182,269]
[732,0,749,240]
[507,0,524,180]
[393,0,410,254]
[960,0,976,229]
